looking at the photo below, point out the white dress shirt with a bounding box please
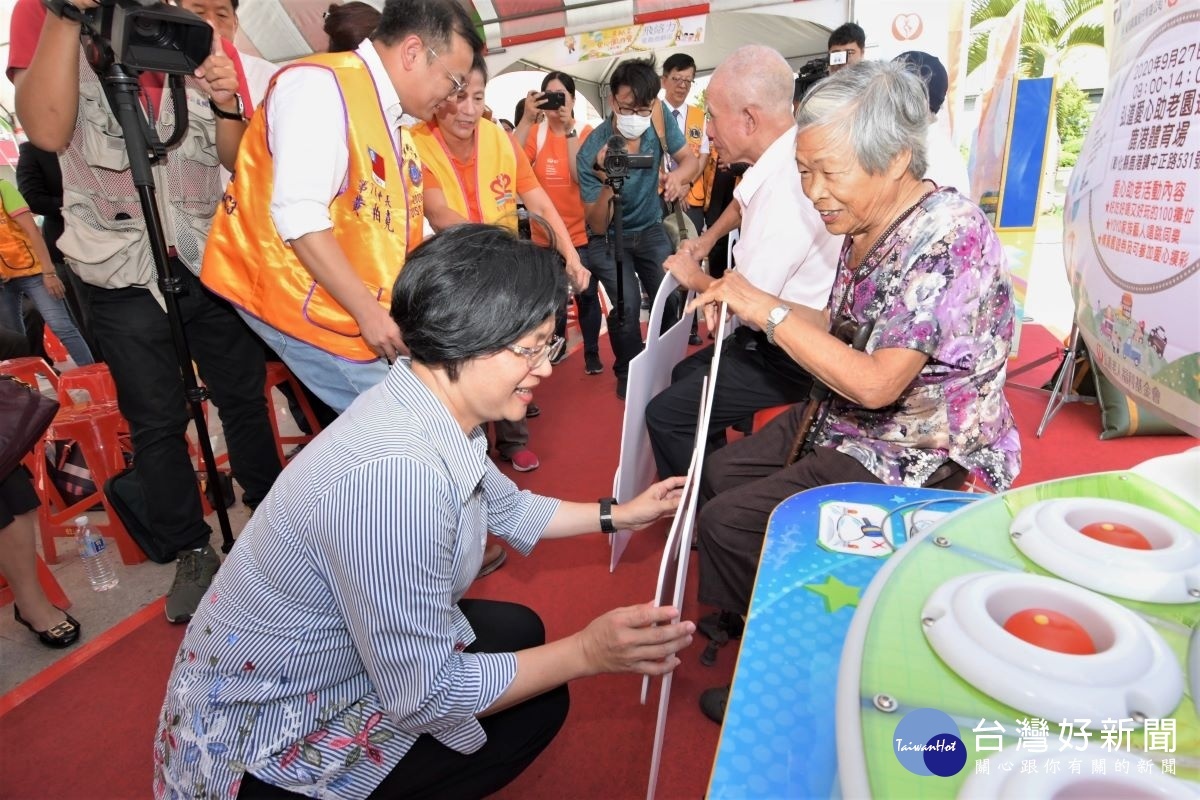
[266,39,406,242]
[732,126,840,316]
[924,115,972,196]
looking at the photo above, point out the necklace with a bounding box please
[835,187,935,320]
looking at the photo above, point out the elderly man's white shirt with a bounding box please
[266,39,406,242]
[732,126,840,317]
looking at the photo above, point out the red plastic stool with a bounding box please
[42,327,70,364]
[57,363,119,406]
[0,357,60,397]
[32,402,146,566]
[264,361,322,463]
[752,404,790,432]
[0,554,71,611]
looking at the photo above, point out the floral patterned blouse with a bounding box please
[815,187,1022,490]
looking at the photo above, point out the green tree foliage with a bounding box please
[968,0,1105,77]
[1056,79,1091,141]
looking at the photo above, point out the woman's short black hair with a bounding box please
[391,224,567,379]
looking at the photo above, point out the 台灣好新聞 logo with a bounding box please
[893,707,967,777]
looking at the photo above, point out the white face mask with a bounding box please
[615,112,652,140]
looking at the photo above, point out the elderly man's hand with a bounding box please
[686,271,778,330]
[193,25,240,110]
[577,603,695,676]
[677,236,711,263]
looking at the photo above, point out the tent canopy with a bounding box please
[234,1,843,100]
[492,11,832,109]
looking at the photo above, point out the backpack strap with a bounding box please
[534,121,549,162]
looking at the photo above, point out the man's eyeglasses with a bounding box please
[616,104,655,118]
[667,75,694,87]
[427,46,467,98]
[506,335,565,369]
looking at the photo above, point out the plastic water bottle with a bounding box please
[75,515,119,591]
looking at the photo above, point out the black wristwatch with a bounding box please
[42,0,86,23]
[209,96,245,122]
[599,497,617,534]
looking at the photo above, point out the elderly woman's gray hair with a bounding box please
[796,60,930,179]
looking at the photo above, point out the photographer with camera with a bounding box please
[9,0,284,623]
[514,71,605,377]
[577,56,699,400]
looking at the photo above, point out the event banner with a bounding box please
[1063,1,1199,436]
[559,17,705,63]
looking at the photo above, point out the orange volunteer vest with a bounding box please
[681,104,709,208]
[0,201,39,279]
[202,51,423,362]
[410,119,519,230]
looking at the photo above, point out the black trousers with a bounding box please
[696,405,966,616]
[645,326,813,479]
[239,600,570,800]
[82,264,282,553]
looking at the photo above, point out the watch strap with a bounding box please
[209,97,244,121]
[599,497,617,534]
[42,0,86,23]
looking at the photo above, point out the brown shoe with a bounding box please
[477,542,507,578]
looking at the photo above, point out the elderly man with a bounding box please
[645,45,840,481]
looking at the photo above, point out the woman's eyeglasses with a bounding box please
[506,335,565,369]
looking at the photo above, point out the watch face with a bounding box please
[770,306,789,324]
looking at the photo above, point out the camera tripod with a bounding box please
[101,63,235,552]
[604,173,629,327]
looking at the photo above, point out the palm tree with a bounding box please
[968,0,1105,77]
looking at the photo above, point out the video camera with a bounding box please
[71,0,213,75]
[603,134,655,180]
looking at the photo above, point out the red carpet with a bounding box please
[0,324,1192,800]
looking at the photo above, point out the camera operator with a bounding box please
[9,0,283,623]
[577,56,699,400]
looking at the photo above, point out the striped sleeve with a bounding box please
[481,459,559,556]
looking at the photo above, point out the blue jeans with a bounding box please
[586,223,671,378]
[554,245,602,356]
[239,310,390,414]
[0,274,95,365]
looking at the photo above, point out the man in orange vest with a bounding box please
[203,0,484,413]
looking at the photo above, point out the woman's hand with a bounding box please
[614,476,686,530]
[42,272,65,300]
[577,603,695,676]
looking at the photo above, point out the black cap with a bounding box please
[895,50,948,114]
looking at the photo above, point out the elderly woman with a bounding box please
[154,225,694,800]
[688,60,1021,722]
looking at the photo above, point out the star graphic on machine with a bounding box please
[804,575,861,613]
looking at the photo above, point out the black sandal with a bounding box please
[14,605,81,649]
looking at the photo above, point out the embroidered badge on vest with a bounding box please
[490,173,514,209]
[368,147,386,186]
[689,126,702,139]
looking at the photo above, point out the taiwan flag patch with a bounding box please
[368,147,386,186]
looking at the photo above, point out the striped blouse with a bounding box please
[153,360,559,800]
